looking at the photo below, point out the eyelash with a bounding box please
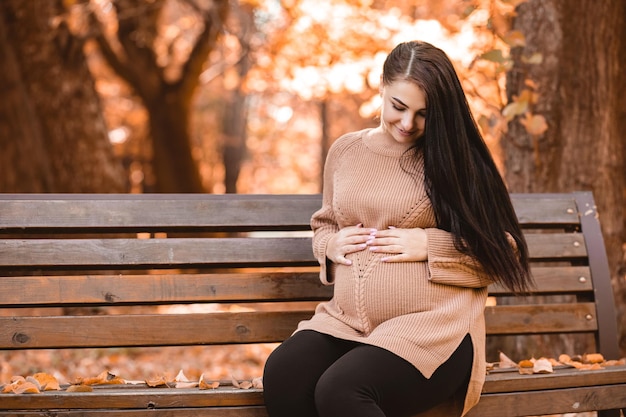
[392,105,426,118]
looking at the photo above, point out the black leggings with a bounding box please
[263,330,473,417]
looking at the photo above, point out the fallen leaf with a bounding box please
[583,353,604,364]
[518,359,534,375]
[14,381,40,394]
[75,371,124,386]
[32,373,61,391]
[252,377,263,389]
[174,369,197,389]
[145,376,171,388]
[499,352,518,369]
[199,374,220,390]
[533,358,553,374]
[238,380,253,389]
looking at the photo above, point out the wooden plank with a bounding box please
[484,303,597,335]
[0,194,320,232]
[482,365,626,393]
[0,303,598,349]
[0,238,317,269]
[488,265,593,295]
[0,193,583,231]
[0,233,586,269]
[0,386,265,410]
[464,384,626,417]
[524,233,588,260]
[0,266,589,307]
[0,272,331,307]
[509,194,579,226]
[0,310,313,349]
[0,408,269,417]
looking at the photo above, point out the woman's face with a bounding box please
[380,80,426,145]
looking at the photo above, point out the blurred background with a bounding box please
[0,0,624,381]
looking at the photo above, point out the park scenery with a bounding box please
[1,1,625,415]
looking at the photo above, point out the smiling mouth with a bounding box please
[396,126,415,136]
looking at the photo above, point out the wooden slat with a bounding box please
[482,364,626,393]
[484,303,597,335]
[0,193,583,231]
[0,266,591,307]
[0,408,269,417]
[0,238,317,269]
[0,272,331,307]
[465,385,626,417]
[488,265,592,295]
[0,194,320,232]
[2,404,267,416]
[0,303,598,350]
[525,233,587,260]
[0,233,586,269]
[0,386,265,410]
[0,310,314,349]
[509,194,579,225]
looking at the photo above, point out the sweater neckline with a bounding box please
[362,128,416,157]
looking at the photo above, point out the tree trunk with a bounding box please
[0,0,125,193]
[91,0,229,193]
[501,0,626,357]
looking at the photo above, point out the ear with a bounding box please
[379,75,384,96]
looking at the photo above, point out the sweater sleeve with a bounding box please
[310,136,347,285]
[425,228,497,288]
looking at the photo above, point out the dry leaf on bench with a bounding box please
[74,370,125,386]
[532,358,553,374]
[499,352,518,369]
[32,373,61,391]
[14,381,40,394]
[174,369,198,389]
[231,375,252,389]
[199,374,220,390]
[583,353,604,364]
[518,359,534,375]
[252,377,263,389]
[145,375,171,388]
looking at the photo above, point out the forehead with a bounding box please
[384,80,426,108]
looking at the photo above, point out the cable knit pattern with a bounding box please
[295,128,498,416]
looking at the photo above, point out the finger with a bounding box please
[370,246,402,254]
[336,256,352,265]
[381,254,406,263]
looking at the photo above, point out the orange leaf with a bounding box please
[32,373,61,391]
[145,376,171,388]
[14,381,41,394]
[199,374,220,390]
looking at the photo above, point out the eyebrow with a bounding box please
[391,97,408,107]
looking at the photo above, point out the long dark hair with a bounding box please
[383,40,532,293]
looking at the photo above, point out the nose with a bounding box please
[401,113,415,131]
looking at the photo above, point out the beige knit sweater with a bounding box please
[296,128,497,416]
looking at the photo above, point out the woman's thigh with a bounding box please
[263,330,356,417]
[315,334,473,417]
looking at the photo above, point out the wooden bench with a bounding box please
[0,192,624,417]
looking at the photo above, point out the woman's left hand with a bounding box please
[368,226,428,262]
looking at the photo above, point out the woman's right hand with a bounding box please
[326,224,377,266]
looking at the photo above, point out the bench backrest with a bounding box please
[0,192,619,361]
